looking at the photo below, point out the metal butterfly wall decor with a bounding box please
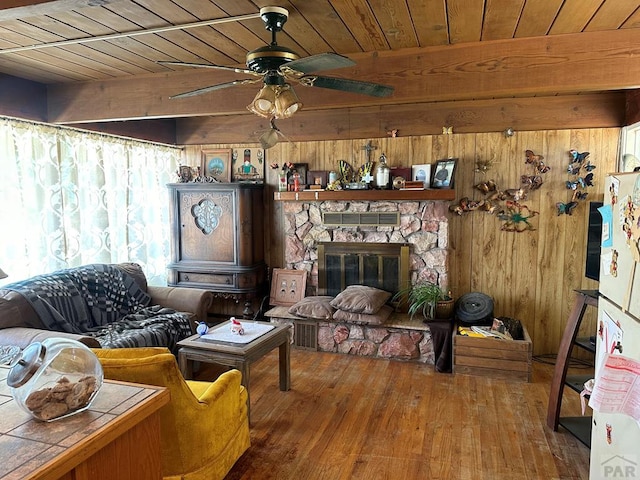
[569,149,590,163]
[559,149,596,215]
[450,149,552,232]
[525,150,551,175]
[556,201,578,216]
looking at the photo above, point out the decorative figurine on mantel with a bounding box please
[335,159,372,190]
[376,153,390,189]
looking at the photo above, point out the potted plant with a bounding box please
[394,281,453,321]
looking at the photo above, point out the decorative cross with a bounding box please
[361,140,377,163]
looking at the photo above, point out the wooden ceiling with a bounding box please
[0,0,639,143]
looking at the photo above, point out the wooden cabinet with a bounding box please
[167,183,267,316]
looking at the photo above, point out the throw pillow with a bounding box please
[288,296,335,320]
[332,304,393,325]
[330,285,392,314]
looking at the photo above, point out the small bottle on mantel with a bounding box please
[376,153,390,189]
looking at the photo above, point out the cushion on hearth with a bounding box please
[288,296,335,320]
[332,304,394,325]
[330,285,392,314]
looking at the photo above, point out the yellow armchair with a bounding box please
[93,347,250,480]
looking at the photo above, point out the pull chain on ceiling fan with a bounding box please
[159,6,394,119]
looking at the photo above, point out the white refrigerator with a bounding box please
[589,172,640,479]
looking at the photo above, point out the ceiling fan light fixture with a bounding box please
[247,85,276,117]
[259,127,279,149]
[274,84,302,119]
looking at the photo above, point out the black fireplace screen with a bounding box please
[317,242,410,298]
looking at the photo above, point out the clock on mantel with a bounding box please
[273,189,455,202]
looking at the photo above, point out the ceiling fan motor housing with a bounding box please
[247,7,298,74]
[246,44,299,73]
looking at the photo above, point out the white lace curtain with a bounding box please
[0,117,181,286]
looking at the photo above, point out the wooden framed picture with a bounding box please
[431,158,457,189]
[270,268,307,306]
[288,163,309,189]
[307,170,328,188]
[411,164,432,188]
[201,148,232,182]
[232,148,265,182]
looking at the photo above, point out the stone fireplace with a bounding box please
[282,199,450,294]
[265,197,452,364]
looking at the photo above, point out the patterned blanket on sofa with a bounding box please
[4,264,192,351]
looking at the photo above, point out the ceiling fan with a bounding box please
[159,6,394,119]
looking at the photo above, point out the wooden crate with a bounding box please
[453,323,532,382]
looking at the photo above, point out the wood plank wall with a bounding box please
[183,128,619,355]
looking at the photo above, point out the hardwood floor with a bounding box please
[216,350,590,480]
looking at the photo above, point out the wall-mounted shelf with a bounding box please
[274,189,456,202]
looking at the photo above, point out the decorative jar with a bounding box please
[376,153,390,189]
[7,337,103,422]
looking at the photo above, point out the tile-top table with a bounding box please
[0,366,168,480]
[177,320,291,422]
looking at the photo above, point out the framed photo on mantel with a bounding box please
[411,164,431,188]
[431,158,457,189]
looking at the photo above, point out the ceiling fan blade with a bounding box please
[283,53,355,74]
[158,60,258,76]
[299,75,394,97]
[169,79,259,99]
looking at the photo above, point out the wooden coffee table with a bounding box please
[177,321,291,422]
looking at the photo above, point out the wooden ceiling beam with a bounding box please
[176,93,624,144]
[46,28,640,124]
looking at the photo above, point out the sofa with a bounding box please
[0,263,213,350]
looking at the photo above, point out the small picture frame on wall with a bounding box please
[431,158,457,189]
[232,148,265,182]
[201,148,232,182]
[270,268,308,306]
[411,164,431,188]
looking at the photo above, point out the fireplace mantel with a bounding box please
[274,189,455,202]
